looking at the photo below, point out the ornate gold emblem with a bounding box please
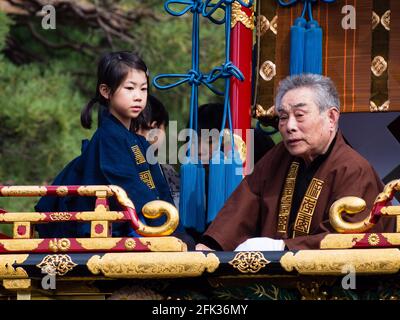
[49,238,71,252]
[87,252,220,278]
[131,145,146,165]
[372,11,380,30]
[50,212,72,221]
[256,15,269,36]
[259,60,276,81]
[229,252,270,273]
[370,100,390,112]
[36,254,77,276]
[270,15,278,35]
[371,56,388,77]
[56,186,68,196]
[124,238,136,251]
[368,233,380,246]
[381,10,390,31]
[231,1,255,30]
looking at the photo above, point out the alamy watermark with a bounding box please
[144,121,255,175]
[41,5,56,30]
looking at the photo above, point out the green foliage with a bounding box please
[0,1,225,225]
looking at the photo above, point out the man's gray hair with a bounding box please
[275,74,340,113]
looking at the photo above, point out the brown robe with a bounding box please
[202,132,396,250]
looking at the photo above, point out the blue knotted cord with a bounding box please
[153,0,253,230]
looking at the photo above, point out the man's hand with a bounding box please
[234,237,285,251]
[195,243,214,251]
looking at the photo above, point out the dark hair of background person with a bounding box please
[131,95,169,133]
[80,51,149,130]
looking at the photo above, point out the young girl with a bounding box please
[35,51,174,238]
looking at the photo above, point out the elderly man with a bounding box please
[196,74,395,251]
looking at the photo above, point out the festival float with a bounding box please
[0,0,399,300]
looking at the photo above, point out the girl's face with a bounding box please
[101,68,148,129]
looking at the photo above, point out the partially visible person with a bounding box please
[35,51,174,238]
[196,74,396,252]
[135,95,180,210]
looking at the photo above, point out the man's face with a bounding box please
[278,87,337,164]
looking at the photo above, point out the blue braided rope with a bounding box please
[277,0,335,7]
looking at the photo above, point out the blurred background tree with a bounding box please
[0,0,225,223]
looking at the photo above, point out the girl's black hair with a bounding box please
[132,95,169,132]
[81,51,149,129]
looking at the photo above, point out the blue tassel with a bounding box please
[195,163,206,232]
[290,17,306,76]
[179,160,199,230]
[304,20,323,74]
[207,151,226,224]
[225,149,243,200]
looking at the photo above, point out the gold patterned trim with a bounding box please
[231,1,255,30]
[131,145,146,165]
[76,238,120,250]
[370,100,390,112]
[138,237,187,252]
[381,10,390,31]
[293,178,324,237]
[49,212,72,221]
[280,249,400,275]
[277,162,299,234]
[0,186,47,197]
[0,212,46,222]
[259,60,276,81]
[87,252,220,278]
[75,210,124,221]
[3,279,31,290]
[0,239,42,252]
[371,55,388,77]
[229,252,270,273]
[36,254,77,276]
[139,170,156,189]
[372,11,380,30]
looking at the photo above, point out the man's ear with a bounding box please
[150,121,158,129]
[99,84,110,100]
[327,107,340,130]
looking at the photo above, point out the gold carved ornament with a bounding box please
[371,56,388,77]
[231,1,255,30]
[223,129,247,164]
[229,252,270,273]
[78,185,180,237]
[280,249,400,275]
[36,254,77,276]
[329,179,400,233]
[87,252,219,278]
[49,238,71,252]
[0,255,29,279]
[259,60,276,82]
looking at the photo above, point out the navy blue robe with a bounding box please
[35,112,175,238]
